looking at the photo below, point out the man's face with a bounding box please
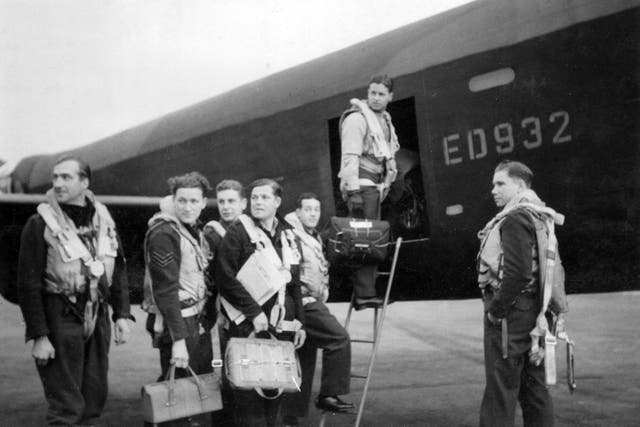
[217,189,246,223]
[296,198,321,229]
[491,170,524,208]
[250,185,280,221]
[173,187,206,225]
[367,82,393,113]
[52,160,88,206]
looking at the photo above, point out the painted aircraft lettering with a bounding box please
[443,110,572,166]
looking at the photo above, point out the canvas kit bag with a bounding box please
[141,365,222,423]
[225,332,301,399]
[326,216,390,264]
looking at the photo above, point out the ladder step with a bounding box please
[351,373,368,379]
[376,272,391,276]
[351,339,375,344]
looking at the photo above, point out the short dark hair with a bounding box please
[216,179,245,198]
[249,178,282,198]
[54,155,92,182]
[495,160,533,188]
[296,192,320,209]
[369,74,394,92]
[167,171,211,196]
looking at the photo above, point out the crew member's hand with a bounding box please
[487,312,502,325]
[347,190,364,217]
[171,339,189,368]
[252,312,269,332]
[293,328,306,349]
[555,314,566,335]
[32,336,55,366]
[114,318,131,345]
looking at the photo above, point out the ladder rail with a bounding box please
[320,237,403,427]
[354,237,403,427]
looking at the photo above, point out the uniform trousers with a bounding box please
[283,300,351,418]
[348,185,381,298]
[156,314,213,427]
[37,294,110,426]
[480,295,554,427]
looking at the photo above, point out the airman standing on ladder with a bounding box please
[338,74,400,309]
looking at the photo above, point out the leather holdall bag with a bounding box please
[326,216,390,264]
[141,365,222,423]
[225,332,301,399]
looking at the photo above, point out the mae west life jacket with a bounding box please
[283,211,329,304]
[38,189,118,338]
[39,189,118,301]
[221,214,302,333]
[476,190,568,316]
[338,99,400,191]
[142,198,210,325]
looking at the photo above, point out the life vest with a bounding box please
[476,190,568,316]
[283,211,329,304]
[38,189,118,302]
[338,99,400,190]
[221,214,302,333]
[142,197,210,320]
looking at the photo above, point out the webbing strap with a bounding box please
[205,220,227,238]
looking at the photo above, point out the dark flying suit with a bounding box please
[479,208,554,427]
[215,216,305,427]
[18,193,132,426]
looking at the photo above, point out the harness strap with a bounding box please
[205,220,227,239]
[230,215,295,331]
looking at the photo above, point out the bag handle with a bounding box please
[166,364,211,405]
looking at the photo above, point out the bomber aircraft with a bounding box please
[1,0,639,303]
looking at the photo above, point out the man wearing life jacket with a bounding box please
[144,172,214,384]
[216,178,306,427]
[17,156,132,426]
[282,193,353,426]
[338,74,400,308]
[477,160,557,427]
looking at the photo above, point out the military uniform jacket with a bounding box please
[146,220,210,342]
[215,216,305,327]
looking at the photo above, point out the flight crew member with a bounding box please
[215,178,306,427]
[283,193,353,426]
[17,156,132,426]
[202,179,247,427]
[477,160,555,426]
[338,74,400,308]
[144,172,214,427]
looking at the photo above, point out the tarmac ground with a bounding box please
[1,291,639,426]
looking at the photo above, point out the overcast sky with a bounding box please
[0,0,472,167]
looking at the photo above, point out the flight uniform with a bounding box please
[18,190,131,426]
[215,216,305,427]
[145,216,213,379]
[477,196,554,427]
[282,212,351,420]
[338,99,399,299]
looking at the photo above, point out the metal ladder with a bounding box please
[319,237,402,427]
